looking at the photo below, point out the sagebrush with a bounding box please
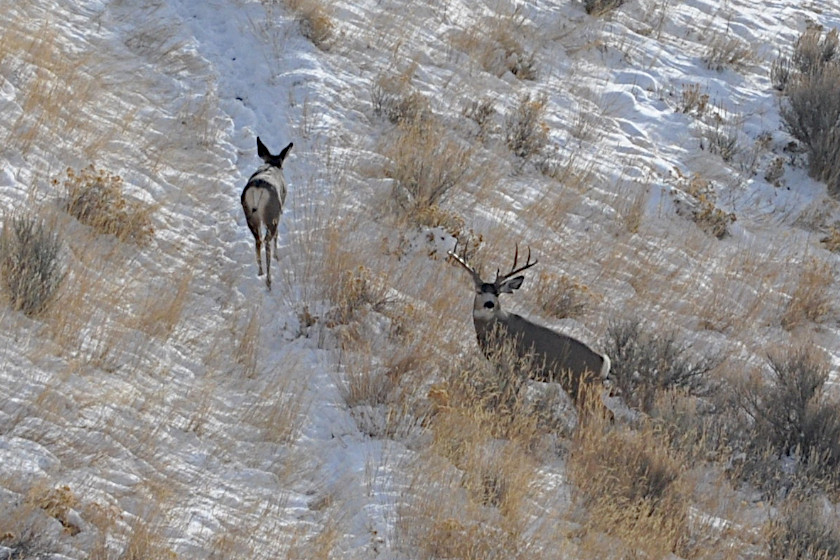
[735,347,840,496]
[603,318,719,414]
[779,27,840,196]
[0,214,64,316]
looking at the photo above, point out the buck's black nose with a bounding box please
[484,301,495,309]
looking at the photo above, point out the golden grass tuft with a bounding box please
[58,166,155,245]
[1,17,103,154]
[531,270,598,320]
[450,6,537,80]
[381,116,475,214]
[234,305,262,378]
[568,420,691,558]
[781,256,834,330]
[281,0,335,50]
[395,453,531,560]
[132,268,192,340]
[242,365,310,447]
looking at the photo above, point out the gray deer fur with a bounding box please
[449,244,611,406]
[241,137,293,290]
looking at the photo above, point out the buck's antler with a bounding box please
[494,243,538,286]
[448,240,483,288]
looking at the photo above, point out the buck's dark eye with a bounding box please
[484,301,495,309]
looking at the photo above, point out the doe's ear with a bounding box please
[499,275,524,293]
[257,137,270,160]
[278,142,294,163]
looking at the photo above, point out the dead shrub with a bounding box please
[326,265,391,327]
[462,97,497,138]
[531,270,595,320]
[703,121,740,162]
[371,69,430,125]
[671,172,736,238]
[780,27,840,196]
[765,156,786,187]
[602,318,720,414]
[735,347,840,496]
[505,92,549,160]
[283,0,334,50]
[678,83,710,115]
[451,9,537,80]
[792,26,839,76]
[0,214,64,316]
[771,54,793,91]
[703,33,754,72]
[58,165,154,244]
[383,117,473,213]
[413,205,466,239]
[767,497,840,560]
[821,225,840,252]
[584,0,624,17]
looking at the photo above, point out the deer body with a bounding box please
[451,245,611,407]
[241,137,293,290]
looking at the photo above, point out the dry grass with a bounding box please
[781,257,834,330]
[242,364,310,447]
[113,513,177,560]
[0,213,65,317]
[568,420,691,558]
[132,268,192,340]
[584,0,624,17]
[58,166,156,245]
[450,6,538,80]
[671,171,736,238]
[531,270,598,320]
[44,244,128,362]
[0,17,103,154]
[281,0,335,50]
[505,92,550,160]
[396,446,545,560]
[234,305,262,378]
[371,66,430,125]
[767,497,840,560]
[381,115,475,214]
[703,32,755,72]
[678,83,710,116]
[734,346,840,497]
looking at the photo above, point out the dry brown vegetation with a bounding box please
[58,166,156,245]
[569,420,691,558]
[282,0,335,49]
[6,0,840,559]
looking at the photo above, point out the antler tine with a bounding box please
[448,240,483,287]
[495,243,538,285]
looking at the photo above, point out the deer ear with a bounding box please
[257,137,270,160]
[278,142,293,163]
[499,275,524,293]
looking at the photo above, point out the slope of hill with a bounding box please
[2,0,840,558]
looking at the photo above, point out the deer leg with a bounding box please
[264,233,272,290]
[254,237,264,276]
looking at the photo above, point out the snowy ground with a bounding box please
[2,0,840,557]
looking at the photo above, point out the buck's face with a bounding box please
[472,276,524,321]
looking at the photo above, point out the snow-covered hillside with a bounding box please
[2,0,840,558]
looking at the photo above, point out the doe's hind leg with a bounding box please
[254,237,264,276]
[264,234,272,290]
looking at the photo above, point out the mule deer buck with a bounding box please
[448,243,611,408]
[241,137,293,289]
